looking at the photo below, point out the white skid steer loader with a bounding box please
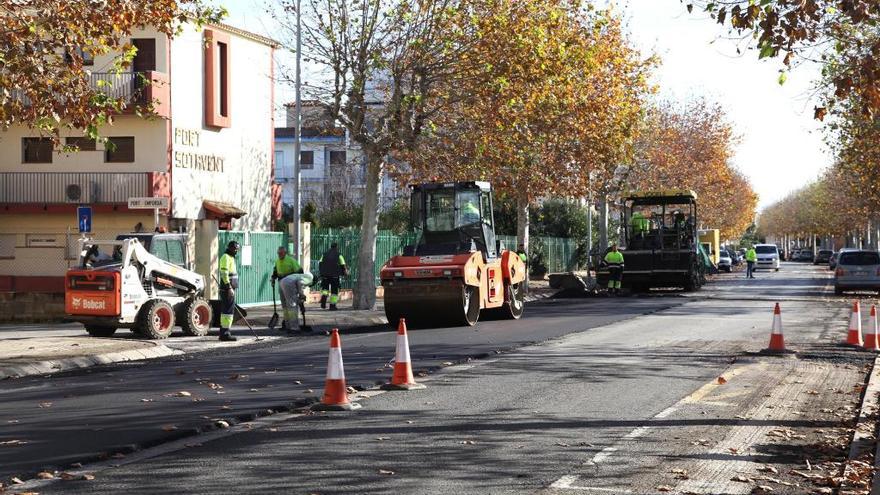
[65,237,211,339]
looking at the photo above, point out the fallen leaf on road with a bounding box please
[206,383,223,390]
[717,376,727,385]
[0,440,27,447]
[656,485,673,492]
[268,428,278,432]
[11,477,24,484]
[806,390,819,395]
[729,448,739,454]
[161,425,178,432]
[751,486,773,493]
[790,470,823,480]
[175,391,192,397]
[60,472,77,480]
[220,405,231,410]
[441,362,454,366]
[70,463,82,468]
[304,389,314,394]
[215,420,230,428]
[376,437,391,441]
[459,440,476,445]
[555,442,570,447]
[671,468,689,480]
[36,471,54,479]
[406,420,414,424]
[38,402,52,408]
[7,419,19,424]
[757,466,778,474]
[417,371,428,377]
[378,469,395,475]
[229,374,240,380]
[731,475,751,483]
[140,398,153,403]
[814,488,832,494]
[294,380,302,385]
[249,388,259,392]
[82,474,95,481]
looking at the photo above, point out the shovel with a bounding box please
[268,280,280,330]
[299,297,313,333]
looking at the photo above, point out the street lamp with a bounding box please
[292,0,303,263]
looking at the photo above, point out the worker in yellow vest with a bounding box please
[218,241,239,342]
[272,246,313,334]
[604,244,625,295]
[745,246,757,279]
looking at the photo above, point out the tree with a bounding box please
[0,1,225,139]
[627,99,758,240]
[275,0,474,310]
[400,2,653,257]
[687,0,880,118]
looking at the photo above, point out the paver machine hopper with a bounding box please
[380,181,527,327]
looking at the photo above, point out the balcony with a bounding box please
[10,71,170,119]
[0,172,150,204]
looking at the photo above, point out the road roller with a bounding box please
[380,181,527,327]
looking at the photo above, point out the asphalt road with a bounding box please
[6,262,872,494]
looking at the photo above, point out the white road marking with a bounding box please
[549,476,632,493]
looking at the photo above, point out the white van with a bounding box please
[754,244,781,271]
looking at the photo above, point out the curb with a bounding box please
[847,355,880,494]
[0,343,182,380]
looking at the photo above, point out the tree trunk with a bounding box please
[353,152,383,310]
[598,196,609,252]
[516,190,530,254]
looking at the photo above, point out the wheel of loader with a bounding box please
[458,284,481,326]
[84,325,117,338]
[137,299,175,339]
[179,298,212,336]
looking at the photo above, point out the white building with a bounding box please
[0,22,278,292]
[274,102,404,213]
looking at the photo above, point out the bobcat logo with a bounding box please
[71,297,81,308]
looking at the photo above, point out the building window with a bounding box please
[300,150,314,170]
[274,151,286,180]
[204,29,231,128]
[22,137,53,163]
[329,150,346,165]
[65,47,94,66]
[105,137,135,163]
[65,137,97,151]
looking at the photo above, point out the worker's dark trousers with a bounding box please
[219,287,235,336]
[746,261,755,278]
[321,276,341,309]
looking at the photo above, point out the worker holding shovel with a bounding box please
[272,246,312,334]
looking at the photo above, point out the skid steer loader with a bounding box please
[65,236,212,339]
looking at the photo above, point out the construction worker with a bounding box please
[631,211,650,235]
[218,241,240,342]
[272,246,306,334]
[745,246,757,279]
[319,242,347,310]
[461,198,481,224]
[604,243,625,295]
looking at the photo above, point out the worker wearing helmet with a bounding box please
[461,198,481,225]
[319,243,347,310]
[604,244,625,295]
[272,246,310,333]
[218,241,240,342]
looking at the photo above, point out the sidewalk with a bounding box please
[0,279,556,380]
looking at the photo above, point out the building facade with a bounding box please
[0,23,279,292]
[274,102,404,213]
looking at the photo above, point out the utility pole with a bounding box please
[292,0,303,263]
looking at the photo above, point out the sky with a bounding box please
[219,0,832,210]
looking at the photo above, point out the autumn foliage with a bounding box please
[627,99,757,240]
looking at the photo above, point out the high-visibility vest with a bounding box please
[605,251,624,265]
[745,249,757,262]
[219,253,238,288]
[275,255,301,278]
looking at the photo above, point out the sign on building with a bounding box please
[77,206,92,233]
[128,197,170,209]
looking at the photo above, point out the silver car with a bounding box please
[835,250,880,295]
[717,250,733,273]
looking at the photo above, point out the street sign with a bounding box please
[128,197,170,209]
[77,206,92,233]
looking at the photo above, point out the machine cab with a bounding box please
[407,181,498,259]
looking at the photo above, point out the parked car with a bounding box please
[797,250,814,262]
[835,250,880,295]
[814,249,833,264]
[717,250,733,273]
[754,244,781,271]
[829,251,839,270]
[790,249,801,261]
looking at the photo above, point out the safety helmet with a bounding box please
[226,241,240,253]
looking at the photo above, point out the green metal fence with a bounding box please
[218,231,286,306]
[308,229,579,289]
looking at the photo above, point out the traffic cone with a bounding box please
[312,329,361,411]
[865,305,880,351]
[846,301,864,346]
[765,303,787,353]
[382,319,426,391]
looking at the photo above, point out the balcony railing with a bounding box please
[9,71,170,118]
[0,173,150,204]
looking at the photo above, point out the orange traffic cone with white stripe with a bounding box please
[765,303,787,353]
[312,329,361,411]
[864,305,880,351]
[382,319,426,391]
[846,301,864,346]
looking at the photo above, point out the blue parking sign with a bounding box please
[77,206,92,233]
